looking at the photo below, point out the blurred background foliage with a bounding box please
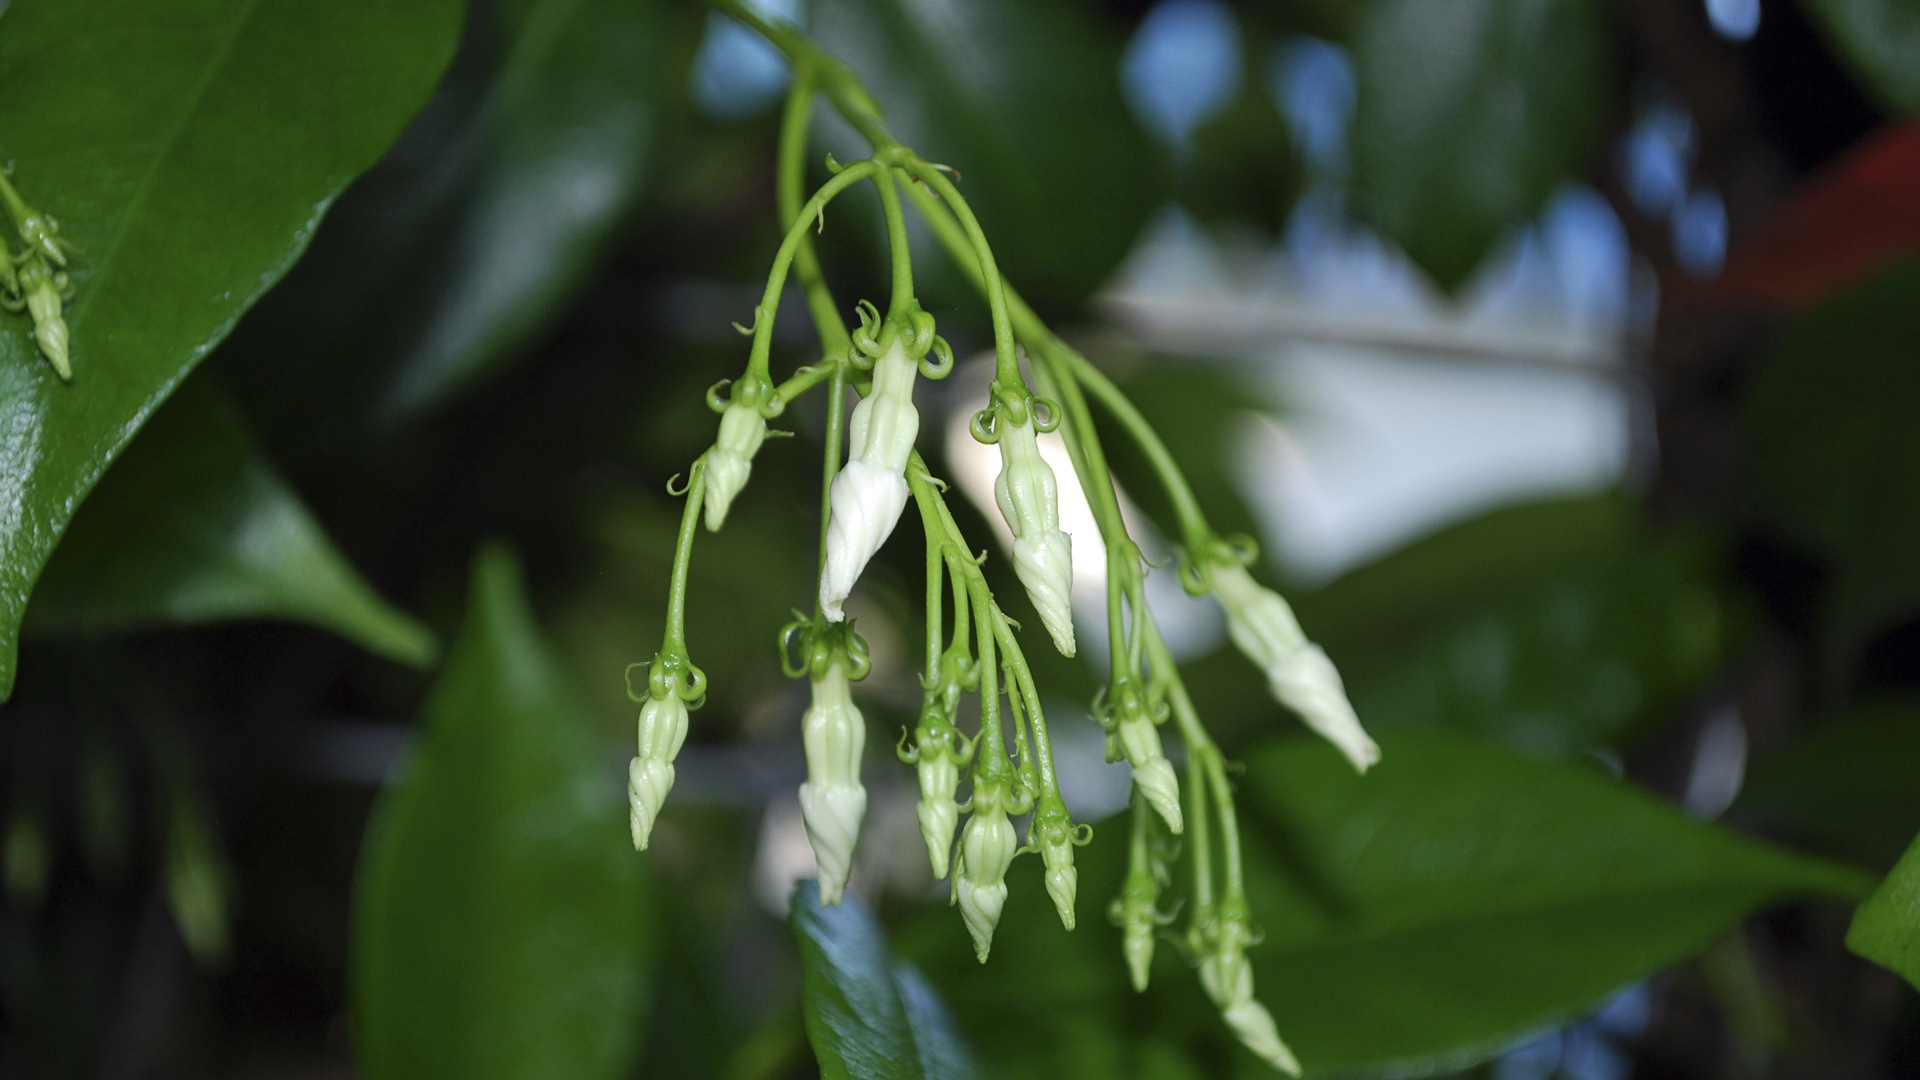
[3,0,1920,1077]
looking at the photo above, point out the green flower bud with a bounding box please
[703,398,767,530]
[1029,799,1084,930]
[628,688,690,851]
[1193,900,1300,1076]
[799,659,867,905]
[1211,560,1378,773]
[907,729,962,878]
[954,782,1017,962]
[17,259,69,381]
[992,415,1076,657]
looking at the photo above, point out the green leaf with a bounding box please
[0,0,464,699]
[24,379,433,667]
[1107,360,1271,544]
[1744,255,1920,671]
[904,733,1867,1078]
[810,0,1169,309]
[1796,0,1920,114]
[1348,0,1609,289]
[1848,832,1920,992]
[791,880,977,1080]
[353,546,653,1080]
[1735,699,1920,871]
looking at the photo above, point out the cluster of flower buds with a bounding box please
[1199,544,1379,773]
[626,651,704,851]
[820,301,950,620]
[1191,898,1300,1075]
[979,388,1076,657]
[784,618,873,905]
[702,371,780,530]
[0,169,73,381]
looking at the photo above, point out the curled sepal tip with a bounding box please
[798,659,867,905]
[954,782,1017,962]
[1209,560,1378,773]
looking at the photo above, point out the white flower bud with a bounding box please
[1211,561,1379,773]
[1222,1000,1300,1076]
[1116,710,1182,834]
[954,793,1017,962]
[628,691,690,850]
[703,400,767,530]
[798,661,867,905]
[820,336,921,619]
[992,416,1075,656]
[1031,807,1079,930]
[914,750,960,878]
[1195,904,1301,1076]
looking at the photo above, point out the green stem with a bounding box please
[900,162,1021,392]
[664,457,709,653]
[776,62,849,352]
[747,160,878,380]
[815,364,847,597]
[874,166,914,320]
[706,0,899,151]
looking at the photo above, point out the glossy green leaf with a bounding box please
[904,733,1867,1078]
[792,880,977,1080]
[1848,832,1920,992]
[0,0,463,699]
[1349,0,1609,289]
[1745,255,1920,668]
[353,546,653,1080]
[24,380,433,667]
[1735,700,1920,871]
[809,0,1169,309]
[1797,0,1920,114]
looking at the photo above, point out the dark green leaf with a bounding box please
[1796,0,1920,114]
[810,0,1169,309]
[353,546,653,1080]
[1349,0,1609,289]
[905,733,1866,1078]
[792,880,977,1080]
[1848,831,1920,992]
[0,0,463,698]
[1106,359,1273,545]
[1744,255,1920,670]
[1735,700,1920,871]
[24,379,433,666]
[1186,65,1304,239]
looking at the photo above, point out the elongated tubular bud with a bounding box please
[913,748,960,877]
[1211,561,1378,773]
[954,792,1017,961]
[703,400,767,530]
[19,261,68,379]
[820,336,920,619]
[993,416,1076,655]
[1116,710,1182,833]
[1195,902,1301,1076]
[1031,804,1080,930]
[798,661,867,905]
[628,691,690,850]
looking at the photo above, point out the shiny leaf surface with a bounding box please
[1849,832,1920,991]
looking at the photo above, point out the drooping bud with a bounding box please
[17,259,69,380]
[1193,900,1301,1076]
[820,334,921,619]
[904,722,964,878]
[992,412,1075,656]
[954,782,1017,962]
[1210,560,1378,773]
[703,397,768,530]
[1110,869,1160,992]
[798,659,867,905]
[628,686,690,851]
[1029,798,1083,930]
[1103,682,1182,833]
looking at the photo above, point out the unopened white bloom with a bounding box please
[1030,806,1079,930]
[820,336,921,619]
[1115,708,1182,834]
[1197,906,1301,1076]
[954,790,1017,962]
[628,691,690,850]
[703,400,767,530]
[1211,561,1379,773]
[798,661,867,905]
[992,415,1075,656]
[913,746,961,878]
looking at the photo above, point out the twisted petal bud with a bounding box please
[1115,708,1182,834]
[1211,561,1379,773]
[910,739,962,878]
[1111,876,1160,992]
[820,336,920,619]
[703,400,767,530]
[993,416,1075,656]
[954,787,1017,962]
[628,690,690,850]
[1030,801,1082,930]
[798,661,867,905]
[1195,902,1301,1076]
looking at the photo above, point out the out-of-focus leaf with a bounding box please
[1797,0,1920,115]
[791,880,977,1080]
[1848,831,1920,991]
[1735,700,1920,871]
[1348,0,1608,289]
[1107,361,1272,544]
[1270,495,1737,756]
[353,546,653,1080]
[808,0,1169,309]
[904,733,1865,1078]
[0,0,462,699]
[226,0,663,430]
[24,381,434,667]
[1744,255,1920,668]
[1186,71,1303,238]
